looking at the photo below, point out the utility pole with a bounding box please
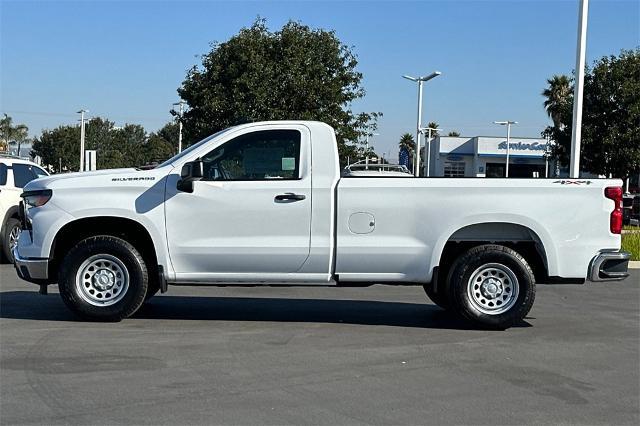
[569,0,589,178]
[494,121,517,178]
[403,72,442,176]
[77,109,88,172]
[173,100,186,153]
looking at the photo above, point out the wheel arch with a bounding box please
[1,205,19,239]
[432,221,555,285]
[48,216,161,282]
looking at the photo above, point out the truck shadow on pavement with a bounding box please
[0,291,531,330]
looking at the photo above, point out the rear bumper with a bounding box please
[588,251,630,282]
[13,247,50,285]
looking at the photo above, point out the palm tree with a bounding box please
[426,121,440,137]
[1,114,29,155]
[398,133,414,154]
[542,75,572,128]
[398,133,414,171]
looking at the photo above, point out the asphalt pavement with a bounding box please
[1,265,638,425]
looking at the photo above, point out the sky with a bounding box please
[1,0,638,160]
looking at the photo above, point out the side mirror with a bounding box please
[177,160,203,193]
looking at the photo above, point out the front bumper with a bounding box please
[588,251,630,282]
[13,246,50,285]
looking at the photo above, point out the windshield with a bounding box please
[157,127,234,168]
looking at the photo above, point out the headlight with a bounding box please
[21,189,52,208]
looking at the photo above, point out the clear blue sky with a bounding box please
[1,0,638,159]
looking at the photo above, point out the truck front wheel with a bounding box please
[448,244,536,329]
[58,236,148,321]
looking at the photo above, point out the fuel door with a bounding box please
[348,212,375,234]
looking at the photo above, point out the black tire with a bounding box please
[423,282,451,310]
[448,244,535,329]
[2,218,21,264]
[58,236,148,321]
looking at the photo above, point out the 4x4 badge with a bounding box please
[552,180,592,185]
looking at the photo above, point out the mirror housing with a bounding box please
[177,160,203,193]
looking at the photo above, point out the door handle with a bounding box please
[275,193,306,202]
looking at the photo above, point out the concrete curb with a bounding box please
[629,261,640,269]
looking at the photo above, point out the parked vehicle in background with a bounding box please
[622,193,639,226]
[0,154,49,263]
[13,121,630,329]
[342,161,412,177]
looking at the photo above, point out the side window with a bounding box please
[201,130,301,181]
[12,164,37,188]
[32,166,48,178]
[0,164,7,185]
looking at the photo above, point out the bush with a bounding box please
[622,232,640,261]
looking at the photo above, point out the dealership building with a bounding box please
[423,136,552,178]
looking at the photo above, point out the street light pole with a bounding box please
[365,131,380,152]
[569,0,589,178]
[494,120,517,178]
[173,100,186,153]
[403,71,441,176]
[77,109,88,172]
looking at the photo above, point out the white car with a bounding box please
[13,121,630,328]
[0,154,48,263]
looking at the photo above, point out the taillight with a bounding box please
[605,186,623,234]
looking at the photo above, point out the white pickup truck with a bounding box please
[13,121,630,328]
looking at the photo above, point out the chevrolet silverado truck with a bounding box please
[13,121,630,328]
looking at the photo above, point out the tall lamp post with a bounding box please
[569,0,589,178]
[365,131,380,152]
[77,109,89,172]
[403,71,442,176]
[172,100,186,153]
[494,120,517,178]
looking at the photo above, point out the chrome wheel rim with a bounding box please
[467,263,519,315]
[75,254,129,306]
[8,224,20,252]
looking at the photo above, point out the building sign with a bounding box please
[476,136,548,157]
[498,141,546,151]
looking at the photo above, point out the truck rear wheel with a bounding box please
[448,244,535,329]
[58,236,148,321]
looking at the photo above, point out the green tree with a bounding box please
[143,134,174,165]
[543,48,640,179]
[177,18,381,167]
[542,75,572,129]
[398,133,414,153]
[398,133,415,171]
[0,114,29,155]
[426,121,440,137]
[32,117,151,171]
[32,125,79,172]
[155,121,179,154]
[448,131,461,137]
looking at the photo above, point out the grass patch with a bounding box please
[622,232,640,261]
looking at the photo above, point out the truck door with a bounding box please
[164,126,312,279]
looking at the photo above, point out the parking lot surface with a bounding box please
[1,265,638,425]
